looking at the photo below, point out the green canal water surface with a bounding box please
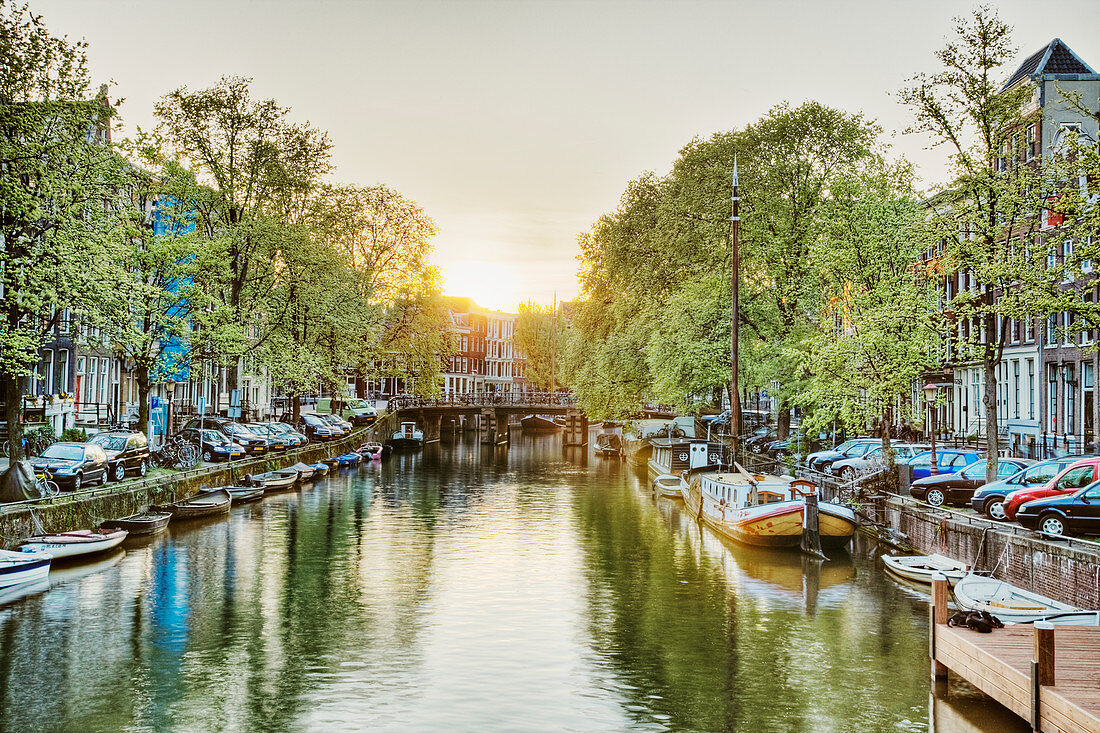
[0,435,1028,732]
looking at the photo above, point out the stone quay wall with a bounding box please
[0,425,384,550]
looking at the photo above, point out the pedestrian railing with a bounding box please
[388,392,579,410]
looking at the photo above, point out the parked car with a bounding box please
[970,457,1079,520]
[830,443,931,482]
[1003,457,1100,520]
[182,417,269,456]
[318,397,377,426]
[765,431,818,461]
[267,421,309,447]
[29,442,109,490]
[1013,481,1100,536]
[811,439,880,474]
[909,458,1033,507]
[246,423,292,452]
[744,427,777,453]
[317,413,352,437]
[907,449,983,481]
[89,430,150,481]
[700,409,730,426]
[181,427,246,463]
[279,413,340,441]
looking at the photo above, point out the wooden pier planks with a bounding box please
[934,622,1100,733]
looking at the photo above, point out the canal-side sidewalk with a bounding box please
[0,425,382,549]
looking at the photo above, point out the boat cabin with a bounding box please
[699,472,814,508]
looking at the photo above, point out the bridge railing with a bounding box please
[388,392,578,411]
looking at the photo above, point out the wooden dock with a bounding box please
[930,575,1100,733]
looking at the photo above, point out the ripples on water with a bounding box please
[0,435,1027,732]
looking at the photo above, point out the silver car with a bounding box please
[831,443,931,482]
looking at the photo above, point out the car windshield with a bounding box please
[247,424,272,436]
[225,424,253,436]
[270,423,291,433]
[303,415,325,426]
[833,440,855,453]
[91,435,126,451]
[41,444,83,461]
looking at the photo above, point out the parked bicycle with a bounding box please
[33,469,60,499]
[150,434,199,470]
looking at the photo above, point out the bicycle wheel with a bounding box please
[177,444,199,469]
[37,478,60,498]
[0,440,7,458]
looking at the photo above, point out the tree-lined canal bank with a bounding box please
[0,436,1026,731]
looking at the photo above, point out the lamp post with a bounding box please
[924,383,939,476]
[165,380,176,437]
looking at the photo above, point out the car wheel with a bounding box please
[926,489,945,507]
[1039,513,1067,536]
[114,463,126,482]
[139,460,147,477]
[775,450,787,461]
[73,473,82,491]
[202,450,213,463]
[842,467,856,482]
[751,444,762,454]
[984,498,1007,521]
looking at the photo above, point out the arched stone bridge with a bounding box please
[386,393,587,446]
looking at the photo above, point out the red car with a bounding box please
[1003,458,1100,520]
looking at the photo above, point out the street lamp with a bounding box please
[165,380,176,437]
[924,383,939,476]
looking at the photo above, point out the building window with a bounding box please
[1066,364,1076,434]
[58,349,69,394]
[1028,359,1035,420]
[1049,364,1059,432]
[1046,314,1057,346]
[1013,360,1020,419]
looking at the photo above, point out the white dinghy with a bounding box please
[953,574,1078,623]
[881,553,968,585]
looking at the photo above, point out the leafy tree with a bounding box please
[900,6,1054,481]
[514,300,565,391]
[153,76,332,394]
[800,161,942,462]
[0,1,122,460]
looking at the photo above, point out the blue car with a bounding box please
[970,456,1079,520]
[907,449,983,481]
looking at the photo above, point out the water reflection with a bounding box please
[0,435,1024,732]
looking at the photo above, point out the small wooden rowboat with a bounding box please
[0,549,51,588]
[20,529,128,559]
[255,471,297,492]
[652,474,682,498]
[953,574,1079,623]
[100,511,172,536]
[153,488,232,520]
[881,553,968,585]
[227,486,265,504]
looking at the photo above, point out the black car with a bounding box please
[30,442,109,490]
[318,413,352,437]
[246,423,292,452]
[279,413,339,441]
[744,427,777,453]
[182,417,269,456]
[181,426,246,463]
[909,458,1033,507]
[89,430,150,481]
[266,422,308,447]
[1014,481,1100,536]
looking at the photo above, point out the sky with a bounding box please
[31,0,1100,311]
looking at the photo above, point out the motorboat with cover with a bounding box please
[389,422,424,450]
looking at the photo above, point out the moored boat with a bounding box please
[153,488,232,520]
[358,442,384,460]
[0,549,52,588]
[649,438,727,480]
[952,574,1079,623]
[652,474,682,497]
[290,462,316,481]
[227,486,265,504]
[255,471,297,492]
[594,433,622,457]
[389,422,424,450]
[681,464,856,550]
[99,511,172,536]
[881,553,968,585]
[520,415,561,432]
[311,462,330,476]
[20,529,128,559]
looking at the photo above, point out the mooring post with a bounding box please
[1031,621,1055,732]
[799,492,826,559]
[930,573,948,680]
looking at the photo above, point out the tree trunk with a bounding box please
[292,393,301,422]
[777,401,791,441]
[136,366,151,436]
[3,373,23,463]
[984,355,999,483]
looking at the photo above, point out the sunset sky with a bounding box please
[34,0,1100,311]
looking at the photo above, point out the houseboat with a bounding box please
[390,422,424,450]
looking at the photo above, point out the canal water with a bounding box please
[0,435,1028,732]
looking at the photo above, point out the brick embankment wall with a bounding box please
[878,495,1100,610]
[0,423,387,549]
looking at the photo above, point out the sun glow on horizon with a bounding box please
[441,260,526,312]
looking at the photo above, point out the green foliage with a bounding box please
[514,301,565,391]
[24,426,57,455]
[60,428,88,442]
[0,1,124,460]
